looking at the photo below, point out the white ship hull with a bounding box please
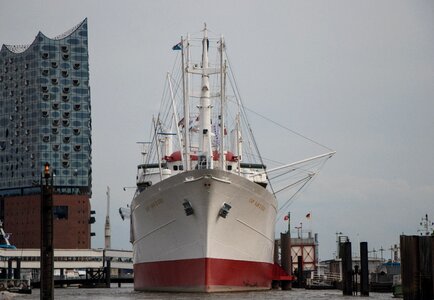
[131,169,277,292]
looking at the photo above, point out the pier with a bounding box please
[0,248,133,289]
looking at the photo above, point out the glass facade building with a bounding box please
[0,19,91,196]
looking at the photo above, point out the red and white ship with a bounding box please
[130,25,334,292]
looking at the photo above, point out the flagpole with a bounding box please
[287,212,291,236]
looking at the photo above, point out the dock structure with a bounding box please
[0,248,133,287]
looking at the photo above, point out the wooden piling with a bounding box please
[105,259,111,288]
[400,235,420,300]
[419,236,433,300]
[280,232,292,290]
[297,255,304,287]
[7,259,12,279]
[360,242,369,296]
[341,241,353,296]
[15,258,21,280]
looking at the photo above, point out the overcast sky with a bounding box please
[1,0,433,260]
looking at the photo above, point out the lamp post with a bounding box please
[335,231,343,259]
[40,162,54,300]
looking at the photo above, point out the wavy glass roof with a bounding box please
[1,19,87,54]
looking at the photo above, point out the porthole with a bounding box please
[73,63,80,70]
[62,54,69,60]
[61,70,68,77]
[63,136,70,143]
[51,78,58,85]
[73,145,81,152]
[73,79,79,86]
[51,62,58,68]
[73,128,80,135]
[73,104,81,111]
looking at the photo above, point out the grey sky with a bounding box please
[1,0,433,260]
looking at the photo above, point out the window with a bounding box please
[73,63,80,70]
[54,206,68,220]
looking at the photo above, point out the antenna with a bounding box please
[104,186,111,249]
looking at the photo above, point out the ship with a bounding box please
[0,220,16,249]
[130,25,335,292]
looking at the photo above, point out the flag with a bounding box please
[306,212,311,219]
[284,215,289,221]
[172,42,182,51]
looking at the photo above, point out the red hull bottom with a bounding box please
[134,258,273,292]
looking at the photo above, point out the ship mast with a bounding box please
[198,24,213,169]
[181,36,190,171]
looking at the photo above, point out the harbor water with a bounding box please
[7,285,393,300]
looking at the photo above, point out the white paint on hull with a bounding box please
[131,169,277,265]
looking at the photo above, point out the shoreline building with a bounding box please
[0,19,92,248]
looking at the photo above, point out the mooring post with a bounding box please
[419,236,433,300]
[280,232,292,290]
[360,242,369,296]
[7,259,12,279]
[15,258,21,280]
[40,162,54,300]
[341,241,353,296]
